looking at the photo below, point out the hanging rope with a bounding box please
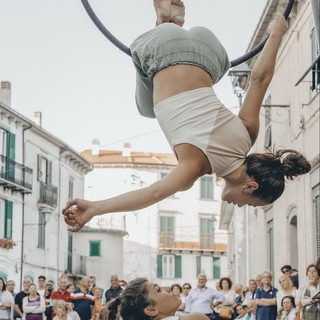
[80,0,295,66]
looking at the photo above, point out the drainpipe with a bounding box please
[20,124,32,290]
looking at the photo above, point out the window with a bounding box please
[157,255,181,278]
[38,211,46,249]
[264,95,272,149]
[200,176,213,199]
[196,256,220,279]
[4,200,13,239]
[68,177,74,200]
[267,219,274,275]
[200,218,214,249]
[67,233,73,272]
[313,184,320,257]
[159,216,175,248]
[213,257,221,279]
[160,216,174,234]
[0,129,15,180]
[37,155,52,184]
[311,25,320,92]
[89,241,101,257]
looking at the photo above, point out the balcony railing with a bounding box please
[159,233,175,248]
[200,235,215,250]
[39,182,58,207]
[0,154,33,192]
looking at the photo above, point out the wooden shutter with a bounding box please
[175,255,182,278]
[213,257,221,279]
[46,160,52,185]
[4,200,13,239]
[313,185,320,257]
[196,256,201,277]
[157,255,163,278]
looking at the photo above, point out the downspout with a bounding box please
[21,124,32,290]
[57,150,62,280]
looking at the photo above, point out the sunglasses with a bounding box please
[183,287,191,289]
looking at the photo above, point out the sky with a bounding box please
[0,0,267,154]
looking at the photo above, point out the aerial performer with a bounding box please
[63,0,311,232]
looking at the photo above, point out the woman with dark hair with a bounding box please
[22,284,46,320]
[214,277,236,319]
[62,0,311,233]
[296,264,320,320]
[276,296,296,320]
[108,278,207,320]
[170,284,185,316]
[0,278,14,320]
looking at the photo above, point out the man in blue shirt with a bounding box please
[185,274,225,319]
[70,277,94,320]
[255,271,277,320]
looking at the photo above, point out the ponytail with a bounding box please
[244,149,311,203]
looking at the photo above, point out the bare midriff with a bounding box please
[153,65,214,105]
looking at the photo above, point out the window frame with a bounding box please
[89,240,101,257]
[200,176,214,200]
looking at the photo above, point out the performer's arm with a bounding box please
[63,158,202,232]
[238,14,288,144]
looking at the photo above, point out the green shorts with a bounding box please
[130,23,230,118]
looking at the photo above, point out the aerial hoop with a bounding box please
[80,0,295,67]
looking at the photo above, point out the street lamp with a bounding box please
[40,206,52,225]
[228,62,252,107]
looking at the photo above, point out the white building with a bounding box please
[82,141,228,288]
[220,0,319,285]
[0,81,92,288]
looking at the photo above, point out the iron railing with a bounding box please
[39,182,58,207]
[0,154,33,190]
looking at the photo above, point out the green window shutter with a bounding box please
[4,200,13,239]
[160,216,175,234]
[213,257,221,279]
[160,216,166,233]
[200,176,213,199]
[167,217,174,234]
[89,241,101,257]
[196,256,201,277]
[7,132,15,160]
[37,155,41,181]
[0,273,7,282]
[174,255,182,278]
[46,160,52,185]
[38,212,46,249]
[157,255,163,278]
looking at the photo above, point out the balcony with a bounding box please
[39,182,58,207]
[200,235,215,250]
[0,155,33,193]
[159,233,175,248]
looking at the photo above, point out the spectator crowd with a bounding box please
[0,259,319,320]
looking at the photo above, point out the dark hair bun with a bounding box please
[276,149,311,179]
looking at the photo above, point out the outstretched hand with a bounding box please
[268,13,288,36]
[62,199,97,232]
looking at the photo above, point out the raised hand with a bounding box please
[62,199,97,232]
[268,13,288,36]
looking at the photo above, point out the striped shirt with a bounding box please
[69,289,94,320]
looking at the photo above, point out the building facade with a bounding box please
[0,82,92,288]
[221,0,319,285]
[82,141,228,288]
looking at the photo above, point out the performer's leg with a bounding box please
[153,0,171,26]
[171,0,185,27]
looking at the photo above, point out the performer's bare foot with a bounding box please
[154,0,171,26]
[171,0,185,27]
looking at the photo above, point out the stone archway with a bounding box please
[288,207,298,268]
